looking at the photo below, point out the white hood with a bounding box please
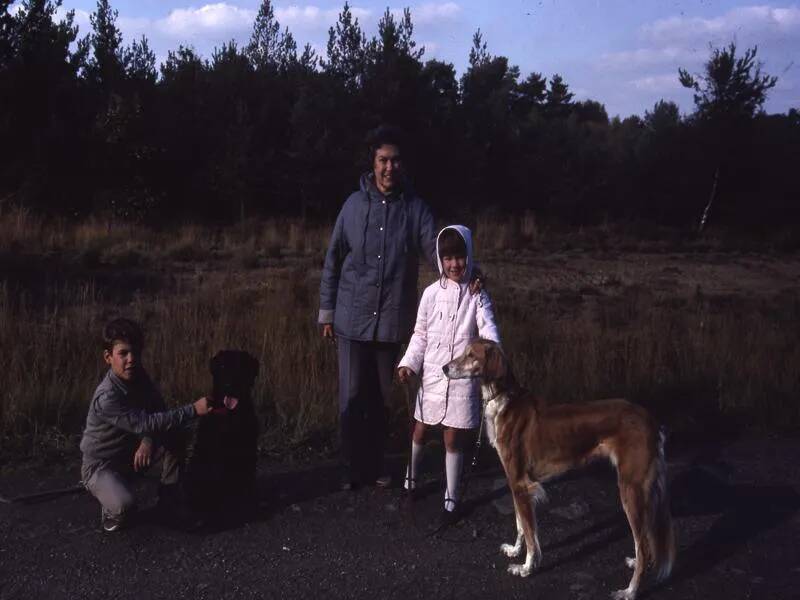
[435,225,474,282]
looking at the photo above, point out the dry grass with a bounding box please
[1,208,798,461]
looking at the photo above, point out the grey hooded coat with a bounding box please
[319,174,438,343]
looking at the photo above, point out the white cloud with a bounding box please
[157,3,254,37]
[629,73,684,93]
[421,40,439,56]
[591,4,800,115]
[640,5,800,46]
[599,46,699,71]
[275,5,371,31]
[413,2,462,25]
[571,87,590,100]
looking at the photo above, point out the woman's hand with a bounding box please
[397,366,415,384]
[322,324,335,343]
[133,440,152,472]
[469,268,486,296]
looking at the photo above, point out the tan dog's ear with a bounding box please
[483,342,507,381]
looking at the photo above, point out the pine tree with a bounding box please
[323,2,366,89]
[125,35,156,84]
[468,29,490,68]
[298,43,318,72]
[644,100,680,132]
[86,0,126,91]
[679,43,777,121]
[545,74,574,118]
[247,0,296,72]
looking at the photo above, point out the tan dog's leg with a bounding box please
[506,480,542,577]
[501,510,524,557]
[613,483,648,600]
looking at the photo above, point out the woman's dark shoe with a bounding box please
[374,474,392,488]
[400,477,417,503]
[340,472,361,491]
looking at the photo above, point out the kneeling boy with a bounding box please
[80,318,212,531]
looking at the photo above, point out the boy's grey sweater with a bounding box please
[80,369,196,477]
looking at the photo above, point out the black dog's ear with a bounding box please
[484,342,507,381]
[245,353,260,382]
[209,351,224,375]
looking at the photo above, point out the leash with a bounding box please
[0,483,85,505]
[424,396,488,538]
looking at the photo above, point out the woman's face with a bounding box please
[373,144,403,194]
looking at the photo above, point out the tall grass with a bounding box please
[1,209,798,460]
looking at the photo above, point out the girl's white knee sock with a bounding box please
[444,450,463,511]
[405,441,424,490]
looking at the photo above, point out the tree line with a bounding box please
[2,0,798,229]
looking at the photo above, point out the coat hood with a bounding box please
[359,172,409,199]
[436,225,474,282]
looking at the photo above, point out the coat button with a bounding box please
[379,227,384,231]
[373,311,377,316]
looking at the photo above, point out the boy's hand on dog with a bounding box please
[133,440,152,471]
[193,396,213,416]
[397,366,415,384]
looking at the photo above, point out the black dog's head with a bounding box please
[209,350,260,412]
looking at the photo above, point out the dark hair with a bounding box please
[366,124,406,166]
[438,228,467,259]
[103,318,144,352]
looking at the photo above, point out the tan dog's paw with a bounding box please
[507,563,532,577]
[611,587,636,600]
[625,557,636,569]
[501,543,521,557]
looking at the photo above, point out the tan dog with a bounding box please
[443,339,675,600]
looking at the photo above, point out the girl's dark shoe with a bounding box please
[439,506,460,529]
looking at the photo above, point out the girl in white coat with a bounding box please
[397,225,501,522]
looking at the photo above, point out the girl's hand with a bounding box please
[397,366,415,384]
[133,440,152,472]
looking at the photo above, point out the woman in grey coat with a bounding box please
[319,126,438,489]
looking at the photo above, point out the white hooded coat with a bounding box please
[397,225,501,428]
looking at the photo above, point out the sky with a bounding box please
[30,1,800,117]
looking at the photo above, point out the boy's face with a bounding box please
[442,255,467,282]
[104,341,142,382]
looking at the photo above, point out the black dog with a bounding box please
[186,350,260,518]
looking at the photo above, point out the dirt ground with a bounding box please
[2,245,799,599]
[1,434,799,600]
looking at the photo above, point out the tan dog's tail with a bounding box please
[647,427,676,582]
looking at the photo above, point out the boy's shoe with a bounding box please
[101,509,124,533]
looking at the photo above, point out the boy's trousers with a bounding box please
[337,338,400,482]
[82,430,187,518]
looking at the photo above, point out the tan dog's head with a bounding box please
[443,339,508,382]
